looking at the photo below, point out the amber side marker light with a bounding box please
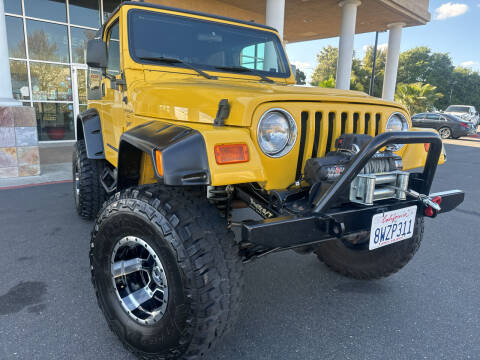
[214,144,249,165]
[424,143,430,152]
[155,150,164,176]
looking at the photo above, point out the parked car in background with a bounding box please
[412,112,476,139]
[444,105,479,126]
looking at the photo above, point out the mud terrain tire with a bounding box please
[90,186,244,359]
[315,218,424,280]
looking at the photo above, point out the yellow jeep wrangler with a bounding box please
[73,2,464,359]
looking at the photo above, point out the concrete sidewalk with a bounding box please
[0,162,72,189]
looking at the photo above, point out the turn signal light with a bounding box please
[155,150,164,176]
[214,144,249,165]
[424,143,430,152]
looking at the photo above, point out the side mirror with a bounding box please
[87,39,107,69]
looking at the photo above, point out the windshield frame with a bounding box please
[126,8,291,79]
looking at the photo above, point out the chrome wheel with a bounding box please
[439,127,451,139]
[111,236,168,325]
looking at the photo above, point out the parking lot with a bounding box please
[0,140,479,360]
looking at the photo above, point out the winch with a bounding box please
[304,134,408,206]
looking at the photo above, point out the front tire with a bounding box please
[315,218,424,280]
[73,140,107,219]
[90,186,244,359]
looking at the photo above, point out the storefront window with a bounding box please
[69,0,101,29]
[26,20,70,63]
[30,63,72,101]
[10,60,30,100]
[6,16,25,58]
[70,27,97,64]
[103,0,122,22]
[5,0,22,15]
[35,103,75,141]
[24,0,66,22]
[77,69,88,104]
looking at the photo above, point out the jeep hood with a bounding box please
[131,77,405,127]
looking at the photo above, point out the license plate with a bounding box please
[369,206,417,250]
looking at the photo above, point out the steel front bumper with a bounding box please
[240,131,465,249]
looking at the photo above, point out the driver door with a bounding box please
[101,18,125,166]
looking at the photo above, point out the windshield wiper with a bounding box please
[138,56,217,80]
[215,65,275,84]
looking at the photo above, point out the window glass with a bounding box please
[27,20,70,62]
[107,22,120,75]
[10,60,30,100]
[24,0,66,22]
[425,114,440,120]
[69,0,100,29]
[30,63,72,101]
[71,27,97,64]
[6,16,25,58]
[88,68,102,100]
[77,69,88,104]
[5,0,22,14]
[35,103,75,141]
[103,0,122,22]
[129,10,289,77]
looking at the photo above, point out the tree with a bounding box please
[361,45,387,97]
[310,46,338,86]
[295,68,306,85]
[394,82,443,114]
[449,67,480,111]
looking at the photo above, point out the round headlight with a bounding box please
[257,109,297,157]
[386,112,409,151]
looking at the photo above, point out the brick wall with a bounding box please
[0,106,40,178]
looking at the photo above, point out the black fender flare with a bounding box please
[76,108,105,159]
[118,121,210,189]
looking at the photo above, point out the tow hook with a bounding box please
[386,186,442,217]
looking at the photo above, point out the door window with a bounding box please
[106,21,120,76]
[425,114,440,121]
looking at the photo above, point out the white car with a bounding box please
[445,105,479,126]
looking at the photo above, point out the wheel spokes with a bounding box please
[112,258,146,278]
[122,286,155,312]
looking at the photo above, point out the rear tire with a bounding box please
[72,140,107,219]
[315,218,424,280]
[90,186,244,359]
[438,127,451,139]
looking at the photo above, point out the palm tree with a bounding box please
[395,82,443,114]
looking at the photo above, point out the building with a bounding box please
[0,0,430,147]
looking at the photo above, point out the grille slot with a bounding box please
[353,112,359,133]
[364,113,371,134]
[375,113,381,135]
[295,112,309,181]
[312,112,322,158]
[325,112,335,154]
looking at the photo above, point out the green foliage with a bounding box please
[310,44,480,112]
[394,83,443,114]
[310,46,338,86]
[295,68,306,85]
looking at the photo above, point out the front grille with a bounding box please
[295,107,387,180]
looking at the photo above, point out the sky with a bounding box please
[285,0,480,82]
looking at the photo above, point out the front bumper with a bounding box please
[240,131,465,249]
[242,190,464,248]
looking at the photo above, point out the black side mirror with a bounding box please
[87,39,107,69]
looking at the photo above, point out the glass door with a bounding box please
[71,64,89,139]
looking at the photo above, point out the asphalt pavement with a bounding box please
[0,143,479,360]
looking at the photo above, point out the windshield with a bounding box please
[446,106,470,113]
[128,9,291,78]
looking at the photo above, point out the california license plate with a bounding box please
[369,206,417,250]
